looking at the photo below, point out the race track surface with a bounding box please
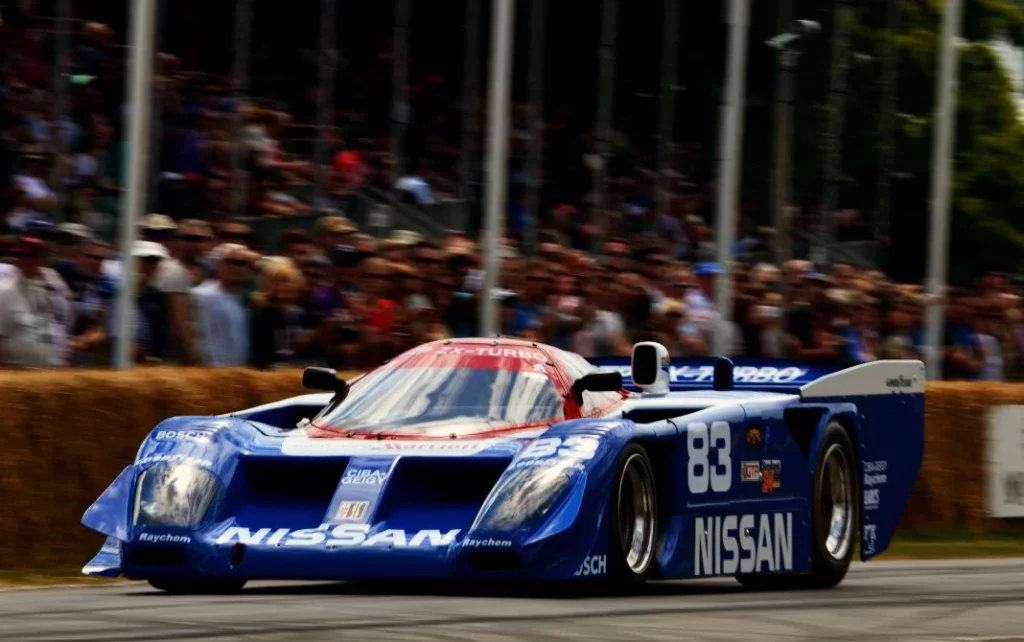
[3,559,1023,642]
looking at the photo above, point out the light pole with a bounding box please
[767,19,820,273]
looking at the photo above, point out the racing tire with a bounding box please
[147,578,248,594]
[607,443,658,584]
[737,422,858,591]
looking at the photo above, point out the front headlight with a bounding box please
[474,462,576,532]
[133,464,220,527]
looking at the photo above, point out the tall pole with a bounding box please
[655,0,681,229]
[772,0,794,274]
[523,0,547,255]
[479,0,516,337]
[713,0,750,357]
[391,0,411,179]
[924,0,963,380]
[314,0,338,209]
[229,0,253,219]
[592,0,618,250]
[874,0,900,255]
[114,0,157,369]
[814,0,852,268]
[459,0,483,202]
[53,0,71,221]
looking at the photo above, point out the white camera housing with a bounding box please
[631,342,671,396]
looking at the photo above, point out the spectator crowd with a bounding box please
[0,9,1020,380]
[0,212,1019,381]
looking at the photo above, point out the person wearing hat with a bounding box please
[315,215,358,253]
[105,241,173,364]
[8,145,59,232]
[684,262,721,346]
[0,236,74,367]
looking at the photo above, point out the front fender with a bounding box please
[467,419,657,577]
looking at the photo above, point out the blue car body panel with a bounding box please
[82,352,925,583]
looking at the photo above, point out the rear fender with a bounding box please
[800,361,925,561]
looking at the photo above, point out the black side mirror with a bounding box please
[303,367,348,396]
[569,371,624,405]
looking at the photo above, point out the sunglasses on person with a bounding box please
[180,233,213,243]
[141,255,162,264]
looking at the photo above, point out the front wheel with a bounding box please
[147,578,247,594]
[607,444,658,583]
[738,421,858,590]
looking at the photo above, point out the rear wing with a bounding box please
[587,357,847,394]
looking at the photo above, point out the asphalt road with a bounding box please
[3,559,1024,642]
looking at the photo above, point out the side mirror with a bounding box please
[303,367,348,396]
[569,371,623,405]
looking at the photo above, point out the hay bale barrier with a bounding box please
[0,372,1019,570]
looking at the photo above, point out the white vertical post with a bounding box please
[814,0,851,267]
[391,0,411,179]
[924,0,964,380]
[655,0,680,228]
[314,0,338,209]
[229,0,253,219]
[523,0,546,255]
[114,0,157,369]
[459,0,483,202]
[712,0,750,357]
[479,0,516,337]
[592,0,618,250]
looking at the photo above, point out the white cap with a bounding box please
[131,240,169,260]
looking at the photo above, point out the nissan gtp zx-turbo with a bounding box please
[82,338,923,593]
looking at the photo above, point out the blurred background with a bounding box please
[1,0,1022,380]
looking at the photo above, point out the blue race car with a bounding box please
[82,338,924,593]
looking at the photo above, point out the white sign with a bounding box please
[988,406,1024,518]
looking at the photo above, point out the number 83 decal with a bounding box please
[687,421,732,493]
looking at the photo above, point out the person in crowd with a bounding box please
[0,236,71,367]
[191,243,252,366]
[106,241,173,364]
[8,145,60,231]
[250,259,314,369]
[66,240,117,365]
[279,228,318,266]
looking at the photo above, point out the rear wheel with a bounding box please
[738,422,857,590]
[147,578,247,594]
[607,444,658,583]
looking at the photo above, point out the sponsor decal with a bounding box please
[864,488,880,510]
[136,454,214,469]
[336,501,369,521]
[611,365,808,386]
[694,513,793,577]
[863,460,888,487]
[746,427,763,448]
[741,461,761,482]
[215,525,461,548]
[341,469,388,486]
[885,375,916,391]
[280,437,521,457]
[863,524,878,556]
[153,430,212,443]
[761,460,781,493]
[462,537,513,548]
[430,345,549,361]
[138,533,191,545]
[574,555,607,577]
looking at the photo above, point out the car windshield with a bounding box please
[315,365,565,437]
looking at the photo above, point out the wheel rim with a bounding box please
[819,443,854,560]
[617,454,656,574]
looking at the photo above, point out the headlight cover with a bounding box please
[474,462,577,532]
[133,463,220,528]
